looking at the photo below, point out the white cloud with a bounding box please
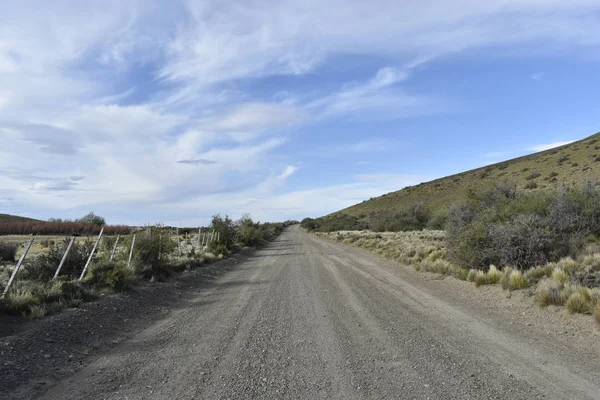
[279,165,298,180]
[528,141,575,152]
[531,72,544,81]
[198,102,305,141]
[306,66,427,119]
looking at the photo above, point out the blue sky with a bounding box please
[1,1,600,226]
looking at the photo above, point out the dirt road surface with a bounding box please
[14,226,600,399]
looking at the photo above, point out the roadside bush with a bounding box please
[131,231,174,280]
[0,242,18,262]
[210,214,237,250]
[447,184,600,270]
[301,218,318,231]
[85,261,136,291]
[370,203,430,232]
[237,215,264,247]
[427,210,448,230]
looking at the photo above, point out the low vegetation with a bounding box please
[316,228,600,327]
[0,214,295,319]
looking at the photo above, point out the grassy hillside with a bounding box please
[313,131,600,231]
[0,214,41,223]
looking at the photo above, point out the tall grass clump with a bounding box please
[565,289,593,314]
[535,285,566,307]
[551,268,569,286]
[487,265,503,284]
[502,269,530,291]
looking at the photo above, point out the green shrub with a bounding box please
[210,214,237,249]
[524,181,538,190]
[370,203,431,232]
[0,242,18,262]
[85,261,136,291]
[447,184,600,271]
[131,230,175,280]
[526,172,541,180]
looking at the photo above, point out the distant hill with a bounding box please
[0,214,41,223]
[313,131,600,231]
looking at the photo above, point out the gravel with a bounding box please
[2,226,600,399]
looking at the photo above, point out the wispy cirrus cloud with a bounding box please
[176,159,216,165]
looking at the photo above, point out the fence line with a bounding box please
[1,225,226,295]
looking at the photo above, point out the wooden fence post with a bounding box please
[2,236,34,298]
[159,232,162,259]
[79,227,104,281]
[53,237,75,279]
[185,233,189,257]
[110,235,120,261]
[198,228,201,247]
[127,234,136,268]
[177,228,181,257]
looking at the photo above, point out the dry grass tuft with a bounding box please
[27,304,47,319]
[474,271,489,287]
[503,269,529,291]
[566,291,592,314]
[557,257,578,275]
[551,268,569,286]
[535,285,565,307]
[6,289,39,313]
[487,265,503,284]
[594,303,600,327]
[467,269,478,282]
[472,266,503,287]
[454,268,470,281]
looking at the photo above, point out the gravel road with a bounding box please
[29,226,600,399]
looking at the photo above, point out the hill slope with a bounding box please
[315,131,600,230]
[0,214,41,223]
